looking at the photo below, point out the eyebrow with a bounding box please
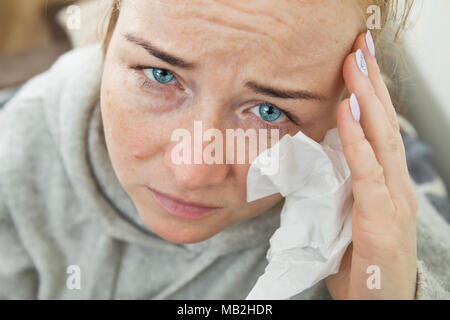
[244,81,327,101]
[125,33,327,102]
[125,33,197,69]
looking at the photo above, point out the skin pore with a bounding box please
[100,0,364,244]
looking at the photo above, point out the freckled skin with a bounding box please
[100,0,363,244]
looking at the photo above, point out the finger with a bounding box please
[352,31,402,136]
[342,47,413,204]
[337,96,396,224]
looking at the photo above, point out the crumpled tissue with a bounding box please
[245,127,354,300]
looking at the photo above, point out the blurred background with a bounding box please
[0,0,449,213]
[402,0,450,202]
[0,0,109,90]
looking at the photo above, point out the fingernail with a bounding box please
[350,93,360,122]
[366,30,376,57]
[356,49,368,76]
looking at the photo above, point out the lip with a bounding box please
[146,186,222,220]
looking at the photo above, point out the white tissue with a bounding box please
[245,127,353,300]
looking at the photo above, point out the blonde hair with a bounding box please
[102,0,416,115]
[354,0,416,115]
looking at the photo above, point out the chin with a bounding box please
[161,232,214,244]
[141,215,227,244]
[151,225,221,244]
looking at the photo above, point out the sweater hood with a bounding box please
[39,44,283,257]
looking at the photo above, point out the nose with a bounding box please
[164,120,231,190]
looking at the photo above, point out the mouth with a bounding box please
[146,186,223,220]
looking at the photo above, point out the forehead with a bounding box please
[118,0,362,82]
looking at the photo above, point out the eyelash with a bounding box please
[130,65,299,126]
[131,65,180,90]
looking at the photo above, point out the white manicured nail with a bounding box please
[356,49,368,76]
[366,30,376,57]
[350,93,360,122]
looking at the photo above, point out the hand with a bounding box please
[325,31,418,299]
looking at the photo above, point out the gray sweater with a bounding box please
[0,44,449,299]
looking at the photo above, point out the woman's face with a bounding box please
[100,0,362,243]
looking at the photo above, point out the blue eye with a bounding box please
[143,68,175,84]
[250,103,288,123]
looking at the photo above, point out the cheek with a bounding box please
[232,164,250,199]
[100,62,190,161]
[101,88,166,163]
